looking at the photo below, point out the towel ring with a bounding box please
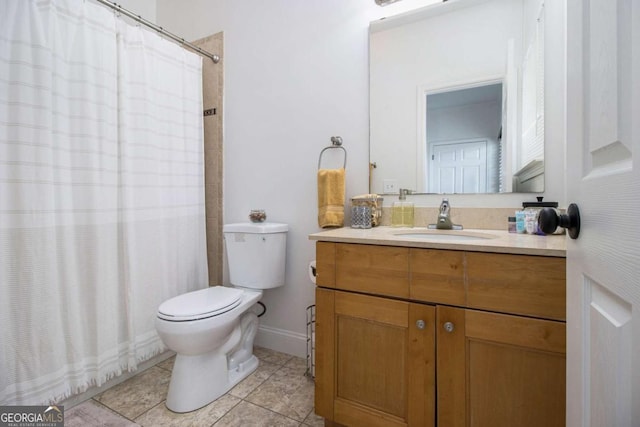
[318,136,347,169]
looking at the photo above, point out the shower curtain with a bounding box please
[0,0,208,405]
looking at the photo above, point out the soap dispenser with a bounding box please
[391,188,414,227]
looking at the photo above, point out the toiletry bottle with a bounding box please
[391,189,414,227]
[525,209,538,234]
[515,210,526,234]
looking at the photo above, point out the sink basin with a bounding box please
[394,230,497,242]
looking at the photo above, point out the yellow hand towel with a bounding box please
[318,168,345,228]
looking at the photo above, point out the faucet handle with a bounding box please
[440,198,450,212]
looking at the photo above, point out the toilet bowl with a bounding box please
[155,222,288,413]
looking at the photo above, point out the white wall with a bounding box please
[153,0,390,357]
[91,0,156,23]
[150,0,566,357]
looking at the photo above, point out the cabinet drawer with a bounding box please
[410,248,465,306]
[335,243,410,298]
[466,253,566,321]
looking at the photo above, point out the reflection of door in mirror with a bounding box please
[430,140,488,194]
[424,83,502,194]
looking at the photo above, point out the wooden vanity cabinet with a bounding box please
[437,306,566,427]
[316,288,435,427]
[315,242,566,427]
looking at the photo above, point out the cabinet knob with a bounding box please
[416,319,426,330]
[443,322,455,333]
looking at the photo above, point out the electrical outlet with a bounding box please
[383,179,398,193]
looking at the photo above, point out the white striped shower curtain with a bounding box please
[0,0,208,404]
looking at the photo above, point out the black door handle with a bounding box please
[538,203,581,239]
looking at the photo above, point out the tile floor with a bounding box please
[65,347,323,427]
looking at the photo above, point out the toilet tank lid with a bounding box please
[223,222,288,234]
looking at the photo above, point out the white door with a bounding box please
[429,140,487,193]
[565,0,639,426]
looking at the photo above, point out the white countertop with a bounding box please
[309,226,566,257]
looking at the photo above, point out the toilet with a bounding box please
[155,222,288,413]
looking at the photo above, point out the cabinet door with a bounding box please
[437,306,566,427]
[315,288,435,427]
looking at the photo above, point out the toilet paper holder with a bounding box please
[308,261,317,285]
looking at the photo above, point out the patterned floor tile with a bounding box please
[135,394,240,427]
[282,356,308,376]
[245,364,314,422]
[302,408,325,427]
[229,360,280,399]
[65,399,138,427]
[72,346,314,427]
[253,347,293,366]
[155,355,175,372]
[94,366,171,420]
[212,401,299,427]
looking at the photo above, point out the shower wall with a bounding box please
[193,32,224,285]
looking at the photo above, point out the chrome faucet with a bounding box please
[428,198,463,230]
[437,198,452,229]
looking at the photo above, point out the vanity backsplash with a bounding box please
[379,207,518,230]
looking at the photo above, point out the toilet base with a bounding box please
[165,351,259,413]
[228,354,259,391]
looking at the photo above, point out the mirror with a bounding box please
[369,0,546,194]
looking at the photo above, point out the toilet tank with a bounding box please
[223,222,288,289]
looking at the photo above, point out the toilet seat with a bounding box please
[157,286,244,322]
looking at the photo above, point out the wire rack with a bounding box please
[306,304,316,379]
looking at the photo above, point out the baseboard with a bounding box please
[254,324,307,359]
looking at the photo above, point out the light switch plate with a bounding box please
[383,179,398,193]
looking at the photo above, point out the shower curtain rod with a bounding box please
[95,0,220,63]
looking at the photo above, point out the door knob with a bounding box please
[416,320,426,330]
[538,203,581,239]
[443,322,455,333]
